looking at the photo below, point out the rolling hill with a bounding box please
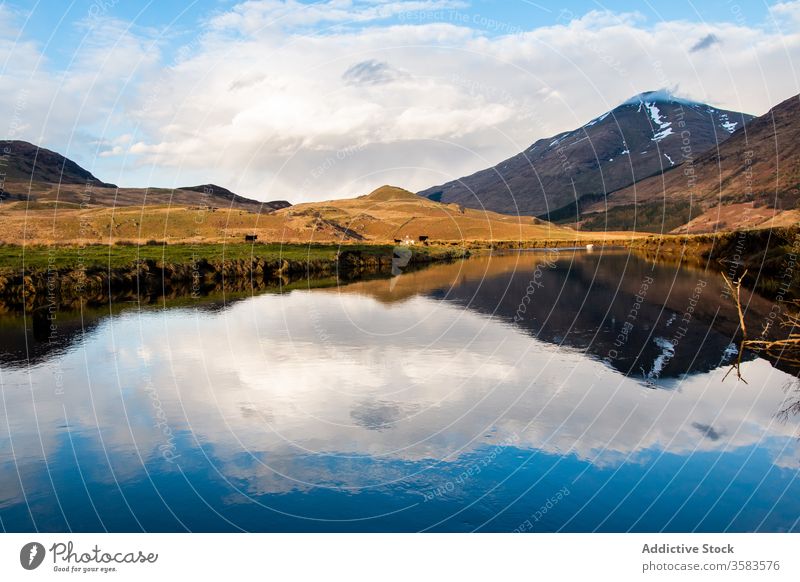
[268,185,585,242]
[1,185,615,245]
[417,90,753,226]
[0,140,609,245]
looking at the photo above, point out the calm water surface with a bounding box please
[1,250,799,532]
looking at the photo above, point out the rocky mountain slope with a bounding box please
[418,90,753,225]
[583,93,800,233]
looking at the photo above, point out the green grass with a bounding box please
[0,242,451,271]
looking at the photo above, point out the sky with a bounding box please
[1,0,799,203]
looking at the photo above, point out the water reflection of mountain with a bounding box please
[0,309,100,367]
[1,261,798,532]
[331,251,782,382]
[438,253,747,380]
[0,250,783,381]
[0,295,263,368]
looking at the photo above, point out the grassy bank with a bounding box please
[0,242,437,270]
[0,235,637,272]
[460,237,635,251]
[628,226,800,297]
[0,242,467,310]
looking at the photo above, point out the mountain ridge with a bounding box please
[0,140,284,211]
[417,90,754,224]
[1,140,116,188]
[584,92,800,233]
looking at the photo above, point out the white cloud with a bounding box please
[771,1,800,26]
[1,1,799,202]
[0,11,162,175]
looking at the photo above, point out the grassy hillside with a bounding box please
[273,185,592,242]
[0,185,626,246]
[0,179,269,211]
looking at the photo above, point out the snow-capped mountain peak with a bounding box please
[419,91,755,219]
[620,88,699,106]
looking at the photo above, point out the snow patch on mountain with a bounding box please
[646,337,675,380]
[644,101,674,142]
[546,131,571,149]
[652,126,674,141]
[718,112,738,133]
[585,111,610,127]
[644,102,666,126]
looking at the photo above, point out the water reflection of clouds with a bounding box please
[1,289,798,506]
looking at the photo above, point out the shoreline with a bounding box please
[1,225,797,309]
[627,226,800,298]
[0,243,466,310]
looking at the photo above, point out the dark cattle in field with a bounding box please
[245,234,258,242]
[418,235,429,244]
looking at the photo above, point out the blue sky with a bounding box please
[14,1,779,70]
[2,0,798,201]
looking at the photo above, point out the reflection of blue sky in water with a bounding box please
[1,281,799,531]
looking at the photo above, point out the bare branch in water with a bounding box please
[722,270,800,382]
[722,270,749,383]
[776,378,800,424]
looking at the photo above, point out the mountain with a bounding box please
[179,184,291,211]
[0,140,283,211]
[582,93,800,233]
[417,90,754,224]
[0,140,116,187]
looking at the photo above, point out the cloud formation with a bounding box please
[342,60,405,86]
[1,1,799,202]
[689,33,720,52]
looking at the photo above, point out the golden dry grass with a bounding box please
[671,202,800,234]
[0,185,637,246]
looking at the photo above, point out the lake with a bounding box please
[1,249,799,532]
